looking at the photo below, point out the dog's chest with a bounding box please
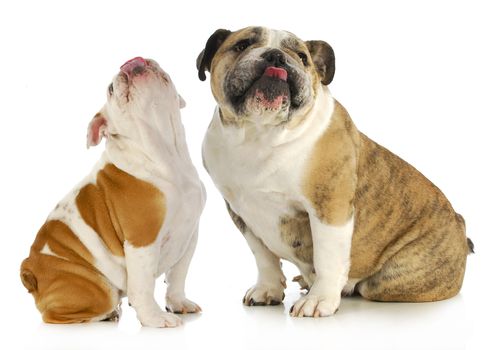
[203,125,314,263]
[156,174,205,273]
[232,188,310,264]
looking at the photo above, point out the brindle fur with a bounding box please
[279,211,313,264]
[302,101,469,302]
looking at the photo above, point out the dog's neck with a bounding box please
[104,109,196,180]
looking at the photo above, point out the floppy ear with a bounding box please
[196,29,232,81]
[87,112,108,148]
[178,94,186,109]
[305,40,335,85]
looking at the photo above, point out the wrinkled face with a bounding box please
[87,57,185,148]
[197,27,335,125]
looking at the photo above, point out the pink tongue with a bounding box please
[120,57,146,75]
[264,66,288,81]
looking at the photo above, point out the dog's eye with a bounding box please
[298,52,308,66]
[108,83,114,96]
[233,39,252,53]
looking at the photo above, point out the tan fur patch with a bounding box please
[20,220,115,323]
[31,220,94,266]
[76,163,166,251]
[77,184,124,256]
[280,211,313,264]
[302,101,360,225]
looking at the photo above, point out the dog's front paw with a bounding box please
[243,283,285,306]
[137,309,183,328]
[165,296,202,314]
[290,294,340,317]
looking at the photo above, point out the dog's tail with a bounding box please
[456,213,474,254]
[467,238,475,254]
[455,213,474,254]
[20,259,38,293]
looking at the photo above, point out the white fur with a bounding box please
[204,85,333,257]
[241,227,286,305]
[203,84,338,310]
[44,60,205,327]
[290,216,354,317]
[124,241,181,327]
[40,243,65,260]
[103,62,205,327]
[165,230,202,313]
[267,29,290,47]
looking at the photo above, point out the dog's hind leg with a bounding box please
[357,222,468,302]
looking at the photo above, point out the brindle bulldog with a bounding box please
[197,26,473,317]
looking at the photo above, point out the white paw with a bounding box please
[165,296,202,314]
[290,294,340,317]
[243,283,285,306]
[137,310,183,328]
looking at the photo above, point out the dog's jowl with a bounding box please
[20,57,205,327]
[197,27,473,317]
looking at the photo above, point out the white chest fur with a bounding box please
[105,124,206,265]
[203,87,334,266]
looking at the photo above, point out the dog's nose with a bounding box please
[262,49,287,67]
[120,57,147,77]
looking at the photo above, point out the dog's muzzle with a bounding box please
[224,48,309,116]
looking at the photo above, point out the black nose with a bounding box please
[262,49,287,67]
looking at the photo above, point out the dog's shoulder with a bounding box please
[300,99,360,225]
[76,163,166,249]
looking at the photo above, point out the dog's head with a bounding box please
[87,57,186,148]
[197,27,335,125]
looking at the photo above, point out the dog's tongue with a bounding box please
[120,57,147,76]
[264,66,288,81]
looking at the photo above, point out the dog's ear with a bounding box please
[305,40,335,85]
[87,112,108,148]
[197,29,232,81]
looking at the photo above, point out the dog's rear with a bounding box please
[350,134,473,302]
[20,220,118,323]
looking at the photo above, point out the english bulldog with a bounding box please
[20,57,205,327]
[197,27,473,317]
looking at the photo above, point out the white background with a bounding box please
[0,0,483,349]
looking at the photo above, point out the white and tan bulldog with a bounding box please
[20,57,205,327]
[197,27,473,317]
